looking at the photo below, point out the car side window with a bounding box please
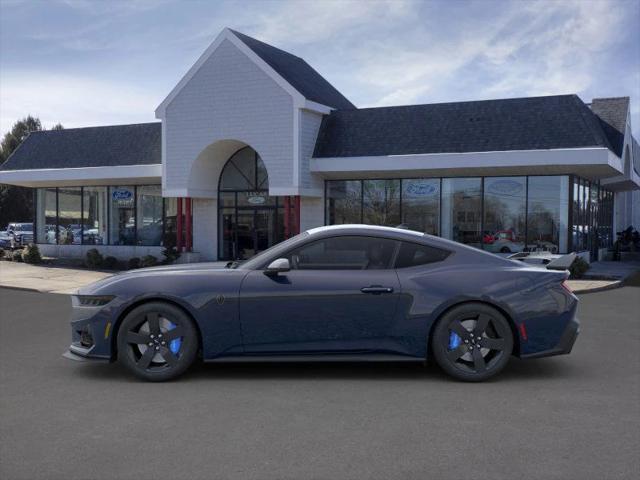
[286,236,398,270]
[394,241,450,268]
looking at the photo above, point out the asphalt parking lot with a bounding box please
[1,286,639,480]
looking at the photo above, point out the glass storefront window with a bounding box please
[483,177,526,254]
[137,185,163,246]
[401,179,440,235]
[164,197,177,247]
[326,180,362,224]
[526,176,569,254]
[57,187,82,245]
[36,188,57,244]
[441,178,482,248]
[109,186,136,245]
[82,187,107,245]
[362,179,400,226]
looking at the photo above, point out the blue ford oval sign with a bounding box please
[405,182,438,197]
[112,189,133,200]
[488,180,523,196]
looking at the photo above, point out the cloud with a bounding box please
[0,72,158,132]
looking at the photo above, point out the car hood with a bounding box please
[78,262,234,295]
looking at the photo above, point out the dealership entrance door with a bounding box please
[218,147,284,260]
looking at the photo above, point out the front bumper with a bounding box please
[520,316,580,359]
[63,347,109,362]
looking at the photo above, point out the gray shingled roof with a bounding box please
[590,97,629,157]
[0,122,161,171]
[313,95,615,158]
[230,29,355,111]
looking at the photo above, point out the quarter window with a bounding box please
[286,236,397,270]
[395,241,450,268]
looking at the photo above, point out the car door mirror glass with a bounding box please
[264,258,290,275]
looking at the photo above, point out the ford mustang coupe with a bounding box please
[64,225,579,382]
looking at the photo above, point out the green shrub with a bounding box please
[102,256,118,270]
[161,246,180,265]
[0,249,5,259]
[127,257,141,270]
[569,256,590,279]
[85,248,104,269]
[21,244,42,264]
[140,255,158,268]
[11,250,23,262]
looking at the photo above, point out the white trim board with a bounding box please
[0,164,161,188]
[310,148,624,179]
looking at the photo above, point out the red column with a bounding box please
[176,197,183,252]
[185,197,192,252]
[284,196,291,239]
[294,195,301,235]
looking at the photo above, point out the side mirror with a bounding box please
[264,258,290,275]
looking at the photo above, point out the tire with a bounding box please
[431,303,513,382]
[117,302,198,381]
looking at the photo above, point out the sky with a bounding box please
[1,0,639,138]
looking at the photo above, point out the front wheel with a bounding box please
[431,303,513,382]
[117,302,198,381]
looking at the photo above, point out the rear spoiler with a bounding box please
[546,252,576,270]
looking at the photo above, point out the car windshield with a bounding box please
[12,224,32,231]
[236,232,309,270]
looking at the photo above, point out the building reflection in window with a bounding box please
[483,177,526,254]
[57,187,82,245]
[402,179,440,235]
[526,176,569,253]
[442,178,482,248]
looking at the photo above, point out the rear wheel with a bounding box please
[432,303,513,382]
[117,302,198,381]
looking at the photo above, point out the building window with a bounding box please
[57,187,82,245]
[483,177,526,254]
[527,176,569,253]
[137,185,163,246]
[441,178,482,248]
[83,187,107,245]
[36,188,57,244]
[109,186,136,245]
[362,179,401,226]
[401,179,440,235]
[326,180,362,224]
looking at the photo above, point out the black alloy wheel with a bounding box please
[117,302,198,381]
[432,303,513,382]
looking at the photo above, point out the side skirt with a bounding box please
[204,354,425,363]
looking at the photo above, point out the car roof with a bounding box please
[306,224,425,237]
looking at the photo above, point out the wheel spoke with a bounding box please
[447,344,468,362]
[146,313,161,336]
[160,346,178,367]
[449,320,471,339]
[163,326,184,341]
[126,331,149,345]
[137,346,155,369]
[479,337,505,351]
[473,314,491,336]
[472,348,486,372]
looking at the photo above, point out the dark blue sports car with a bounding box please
[64,225,579,382]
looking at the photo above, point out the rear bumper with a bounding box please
[520,316,580,359]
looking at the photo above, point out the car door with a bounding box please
[239,235,402,354]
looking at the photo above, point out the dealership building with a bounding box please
[1,28,638,262]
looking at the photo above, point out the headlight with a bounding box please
[72,295,115,307]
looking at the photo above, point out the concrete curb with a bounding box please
[572,280,623,295]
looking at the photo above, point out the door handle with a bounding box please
[360,286,394,294]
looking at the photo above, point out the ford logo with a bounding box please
[488,180,523,196]
[247,195,266,205]
[405,182,438,196]
[112,189,133,200]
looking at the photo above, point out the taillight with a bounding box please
[561,280,573,295]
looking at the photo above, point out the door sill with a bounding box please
[204,353,424,363]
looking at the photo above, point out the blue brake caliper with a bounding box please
[167,322,181,355]
[449,331,462,350]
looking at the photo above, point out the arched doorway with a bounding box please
[218,146,284,260]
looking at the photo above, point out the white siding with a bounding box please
[192,198,217,260]
[163,39,294,195]
[298,109,324,191]
[300,196,325,231]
